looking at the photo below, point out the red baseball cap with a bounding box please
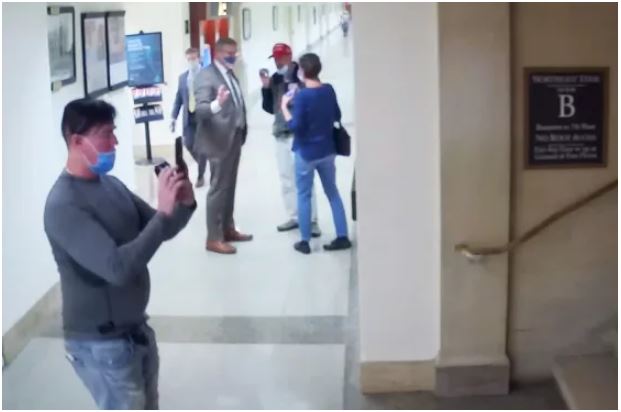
[269,43,292,59]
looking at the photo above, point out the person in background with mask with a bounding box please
[171,47,207,188]
[194,37,252,255]
[44,98,196,409]
[261,43,321,236]
[340,10,351,37]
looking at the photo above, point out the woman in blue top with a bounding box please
[281,53,351,254]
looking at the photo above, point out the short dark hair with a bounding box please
[61,98,116,144]
[215,37,237,50]
[185,47,199,56]
[299,53,322,80]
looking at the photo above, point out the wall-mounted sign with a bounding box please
[525,68,608,168]
[126,32,164,87]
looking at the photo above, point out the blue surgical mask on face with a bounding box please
[83,139,116,175]
[277,65,288,75]
[224,56,237,65]
[188,60,200,72]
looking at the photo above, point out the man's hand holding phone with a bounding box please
[155,165,195,213]
[174,137,195,207]
[154,137,196,212]
[156,167,185,216]
[260,68,270,88]
[175,168,195,207]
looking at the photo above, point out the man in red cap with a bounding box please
[261,43,321,236]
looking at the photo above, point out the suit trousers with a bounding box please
[206,130,243,241]
[186,113,207,179]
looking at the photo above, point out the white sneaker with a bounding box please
[311,222,322,238]
[277,219,299,232]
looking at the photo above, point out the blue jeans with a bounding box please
[64,324,159,410]
[295,153,348,241]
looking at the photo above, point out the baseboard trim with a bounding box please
[2,282,62,366]
[435,355,510,397]
[360,359,436,393]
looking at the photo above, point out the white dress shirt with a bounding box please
[210,60,244,114]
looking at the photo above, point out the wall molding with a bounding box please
[360,359,436,393]
[2,282,62,366]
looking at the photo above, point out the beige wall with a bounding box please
[353,2,440,375]
[436,1,617,391]
[3,2,138,334]
[3,3,60,334]
[509,2,618,381]
[436,3,512,395]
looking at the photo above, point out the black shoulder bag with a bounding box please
[333,122,351,157]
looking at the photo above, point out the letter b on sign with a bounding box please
[558,94,576,118]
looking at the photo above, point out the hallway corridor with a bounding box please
[3,28,356,410]
[2,23,568,411]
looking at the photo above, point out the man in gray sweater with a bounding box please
[44,99,196,409]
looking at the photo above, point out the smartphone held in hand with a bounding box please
[285,83,298,98]
[153,136,187,178]
[175,136,188,175]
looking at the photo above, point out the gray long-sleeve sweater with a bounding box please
[44,171,196,340]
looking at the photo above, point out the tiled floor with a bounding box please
[2,28,566,410]
[3,338,345,410]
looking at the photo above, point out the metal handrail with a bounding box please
[455,179,618,261]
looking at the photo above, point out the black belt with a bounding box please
[97,321,149,346]
[127,328,149,346]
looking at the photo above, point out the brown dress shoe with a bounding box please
[195,177,205,188]
[206,240,237,254]
[224,229,254,242]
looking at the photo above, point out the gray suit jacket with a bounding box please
[171,71,193,140]
[194,64,247,159]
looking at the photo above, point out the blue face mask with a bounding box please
[89,151,116,175]
[223,56,237,65]
[83,139,116,175]
[277,65,288,75]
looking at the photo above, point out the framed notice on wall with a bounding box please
[525,68,608,169]
[81,12,109,98]
[47,6,76,91]
[106,11,128,90]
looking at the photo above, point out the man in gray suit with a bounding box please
[171,48,207,188]
[194,38,252,255]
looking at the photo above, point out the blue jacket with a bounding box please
[287,84,342,161]
[171,71,193,139]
